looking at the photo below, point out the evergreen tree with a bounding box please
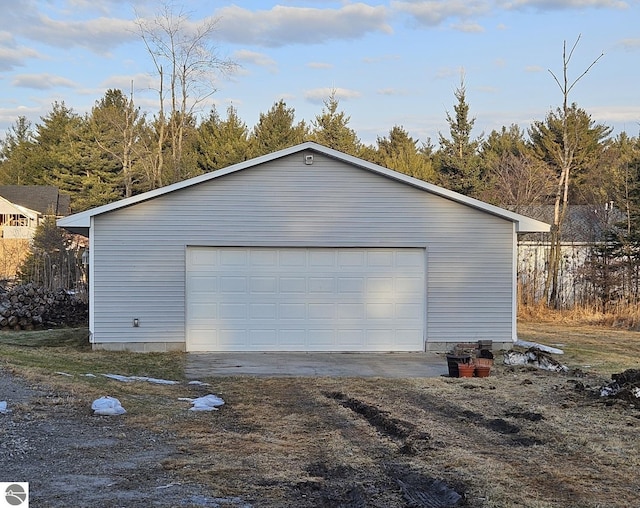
[33,102,87,209]
[435,79,483,195]
[89,88,145,198]
[375,126,435,182]
[584,134,640,308]
[308,91,361,156]
[0,117,38,185]
[478,125,555,209]
[197,105,251,171]
[250,100,307,157]
[528,104,612,204]
[480,124,528,172]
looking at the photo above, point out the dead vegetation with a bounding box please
[1,321,640,507]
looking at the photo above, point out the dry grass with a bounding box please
[2,322,640,507]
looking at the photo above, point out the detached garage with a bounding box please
[58,142,549,352]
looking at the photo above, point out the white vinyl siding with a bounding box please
[90,150,514,347]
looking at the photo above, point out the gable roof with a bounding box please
[0,185,71,216]
[0,195,40,221]
[58,142,550,236]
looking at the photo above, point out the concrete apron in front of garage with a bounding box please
[186,352,450,378]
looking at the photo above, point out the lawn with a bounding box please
[1,322,639,507]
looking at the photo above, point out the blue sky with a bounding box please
[1,0,639,146]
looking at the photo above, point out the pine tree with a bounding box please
[197,105,251,171]
[529,104,612,307]
[435,79,483,195]
[0,117,38,185]
[309,91,361,156]
[89,88,145,198]
[250,100,307,157]
[375,126,435,182]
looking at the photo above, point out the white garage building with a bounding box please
[58,143,549,352]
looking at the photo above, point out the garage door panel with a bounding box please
[338,303,364,319]
[368,251,393,266]
[220,249,247,265]
[280,250,306,267]
[308,277,335,292]
[397,276,424,294]
[338,329,364,346]
[250,303,277,319]
[280,303,306,319]
[397,303,423,319]
[308,329,335,348]
[250,276,277,293]
[219,303,246,319]
[337,277,364,293]
[339,250,365,266]
[397,250,424,267]
[280,277,306,293]
[250,249,278,266]
[190,302,217,319]
[220,276,247,292]
[187,247,425,351]
[309,303,335,319]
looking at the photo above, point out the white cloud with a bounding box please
[500,0,629,10]
[377,88,410,96]
[12,73,77,90]
[233,49,277,70]
[25,15,137,54]
[307,62,333,69]
[434,66,461,79]
[215,3,392,47]
[0,104,42,130]
[618,38,640,50]
[391,0,491,26]
[100,73,158,94]
[0,44,43,71]
[452,21,485,32]
[304,87,362,104]
[589,105,640,128]
[362,54,401,64]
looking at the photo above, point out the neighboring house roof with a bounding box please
[58,142,551,236]
[0,196,40,221]
[517,204,623,243]
[0,185,71,217]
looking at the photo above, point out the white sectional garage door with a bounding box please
[186,247,425,352]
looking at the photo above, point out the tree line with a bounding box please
[3,84,639,314]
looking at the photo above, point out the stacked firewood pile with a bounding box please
[0,283,88,330]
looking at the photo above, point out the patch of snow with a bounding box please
[91,396,126,416]
[514,340,564,355]
[102,374,179,385]
[504,348,568,372]
[181,394,225,411]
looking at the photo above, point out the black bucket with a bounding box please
[446,354,471,378]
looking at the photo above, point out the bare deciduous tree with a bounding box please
[135,2,236,186]
[543,35,604,308]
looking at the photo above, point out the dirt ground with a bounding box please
[2,353,640,507]
[0,370,243,507]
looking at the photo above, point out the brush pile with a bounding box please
[0,283,88,330]
[600,369,640,407]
